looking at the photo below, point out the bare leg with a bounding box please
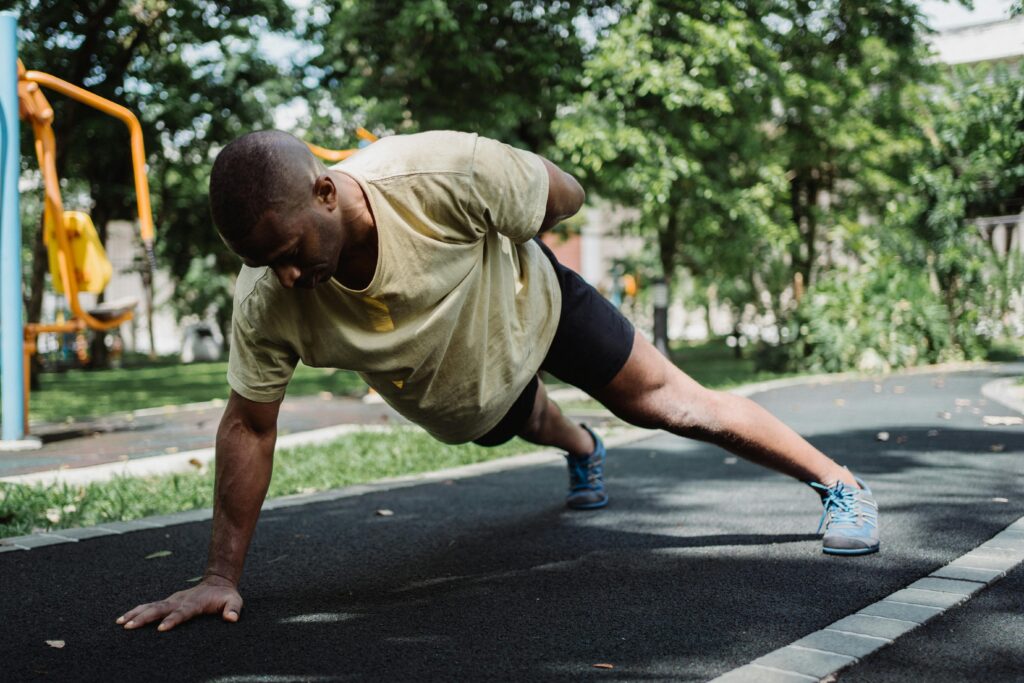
[592,331,857,488]
[517,377,595,455]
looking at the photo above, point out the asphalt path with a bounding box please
[2,364,1022,682]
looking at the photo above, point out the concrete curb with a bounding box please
[0,423,397,487]
[0,427,656,553]
[980,377,1024,416]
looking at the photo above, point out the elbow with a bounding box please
[570,176,586,214]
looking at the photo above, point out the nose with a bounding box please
[273,265,301,288]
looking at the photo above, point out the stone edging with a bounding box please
[980,377,1024,416]
[0,427,656,553]
[710,516,1024,682]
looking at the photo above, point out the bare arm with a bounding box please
[204,391,280,585]
[117,390,281,631]
[538,157,585,233]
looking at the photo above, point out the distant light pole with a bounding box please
[652,278,669,357]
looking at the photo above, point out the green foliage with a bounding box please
[759,261,955,374]
[168,253,234,335]
[301,0,607,149]
[554,0,785,296]
[7,0,293,320]
[903,62,1024,352]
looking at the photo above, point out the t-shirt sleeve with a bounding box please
[227,304,298,403]
[470,135,550,244]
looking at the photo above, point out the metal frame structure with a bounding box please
[1,8,375,446]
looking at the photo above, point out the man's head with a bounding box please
[209,130,344,289]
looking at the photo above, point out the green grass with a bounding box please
[986,337,1024,363]
[21,361,365,424]
[0,428,538,538]
[668,339,801,389]
[0,339,794,538]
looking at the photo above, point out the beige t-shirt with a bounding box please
[227,131,561,443]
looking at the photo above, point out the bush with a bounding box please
[757,264,960,374]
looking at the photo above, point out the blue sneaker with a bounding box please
[565,425,607,510]
[808,476,880,556]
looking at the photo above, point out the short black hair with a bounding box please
[209,130,318,246]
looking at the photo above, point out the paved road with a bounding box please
[0,395,403,478]
[1,364,1022,681]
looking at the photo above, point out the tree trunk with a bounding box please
[790,171,820,291]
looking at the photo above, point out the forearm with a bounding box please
[203,418,275,585]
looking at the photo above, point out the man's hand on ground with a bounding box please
[116,575,243,632]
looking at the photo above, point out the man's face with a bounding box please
[232,207,342,289]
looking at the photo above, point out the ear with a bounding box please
[313,174,337,210]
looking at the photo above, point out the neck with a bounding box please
[330,170,378,287]
[332,170,374,246]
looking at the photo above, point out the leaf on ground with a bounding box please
[990,444,1006,452]
[375,509,394,517]
[592,663,614,669]
[45,640,65,649]
[893,386,906,394]
[896,435,908,444]
[164,447,179,454]
[876,432,890,442]
[955,398,971,406]
[834,399,846,407]
[145,550,173,560]
[983,416,1024,426]
[188,458,203,469]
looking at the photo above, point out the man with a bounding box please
[117,130,878,633]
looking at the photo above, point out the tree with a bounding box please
[905,62,1024,353]
[8,0,293,359]
[763,0,939,291]
[554,0,787,318]
[300,0,610,150]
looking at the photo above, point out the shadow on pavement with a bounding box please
[2,415,1022,681]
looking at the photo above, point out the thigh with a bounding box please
[591,330,711,428]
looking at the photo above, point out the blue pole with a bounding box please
[0,12,24,442]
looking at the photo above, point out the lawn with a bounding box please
[21,361,366,424]
[0,339,795,538]
[669,340,801,389]
[15,339,794,425]
[0,428,545,537]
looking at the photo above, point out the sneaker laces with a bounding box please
[810,481,859,533]
[568,455,602,491]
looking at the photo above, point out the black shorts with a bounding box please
[473,239,635,446]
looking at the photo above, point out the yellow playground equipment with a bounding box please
[16,58,376,434]
[17,59,157,434]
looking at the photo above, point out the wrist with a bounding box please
[202,570,239,588]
